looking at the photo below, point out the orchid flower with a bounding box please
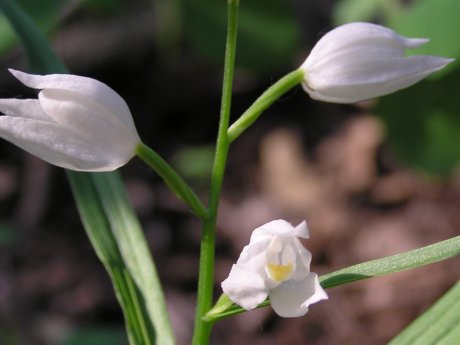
[221,219,327,317]
[0,69,141,171]
[300,22,454,103]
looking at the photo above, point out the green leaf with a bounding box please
[0,0,68,56]
[332,0,382,25]
[91,173,175,345]
[172,145,214,184]
[205,235,460,322]
[0,1,175,344]
[205,294,234,322]
[68,172,158,345]
[61,327,128,345]
[377,66,460,176]
[389,0,460,78]
[81,0,122,14]
[332,0,403,26]
[0,0,67,73]
[389,280,460,345]
[319,235,460,288]
[179,0,301,73]
[374,0,460,176]
[0,222,16,245]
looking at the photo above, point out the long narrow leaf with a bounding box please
[92,172,175,345]
[205,235,460,322]
[0,0,65,73]
[319,235,460,288]
[67,172,156,345]
[0,1,175,344]
[389,280,460,345]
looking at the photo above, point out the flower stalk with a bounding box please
[192,0,239,344]
[227,69,304,142]
[136,143,207,219]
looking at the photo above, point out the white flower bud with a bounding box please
[221,220,327,317]
[0,69,141,171]
[300,22,454,104]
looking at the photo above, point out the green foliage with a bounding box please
[179,0,301,73]
[0,327,18,345]
[172,145,214,184]
[81,0,122,14]
[377,0,460,176]
[389,0,460,76]
[334,0,460,176]
[333,0,382,24]
[61,327,128,345]
[0,222,16,245]
[0,0,67,54]
[0,1,175,344]
[389,280,460,345]
[68,172,159,345]
[332,0,402,25]
[377,67,460,176]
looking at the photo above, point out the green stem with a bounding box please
[227,69,305,142]
[136,143,207,219]
[192,0,239,344]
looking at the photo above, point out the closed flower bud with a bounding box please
[300,22,454,103]
[0,69,141,171]
[221,220,327,317]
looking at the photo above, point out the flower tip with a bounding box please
[8,68,23,77]
[8,68,33,85]
[430,57,455,73]
[405,37,430,49]
[294,220,309,239]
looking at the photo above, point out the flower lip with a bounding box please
[221,219,327,317]
[299,22,454,104]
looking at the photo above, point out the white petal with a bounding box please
[303,22,427,70]
[290,237,312,280]
[38,89,140,156]
[269,273,328,318]
[237,237,271,265]
[0,98,53,122]
[0,117,129,171]
[300,22,454,104]
[294,221,309,239]
[281,243,296,266]
[9,69,137,132]
[304,55,453,103]
[221,264,269,310]
[251,219,295,241]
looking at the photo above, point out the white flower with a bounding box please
[221,219,327,317]
[300,22,454,104]
[0,69,141,171]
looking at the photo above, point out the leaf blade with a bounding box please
[0,1,175,343]
[389,280,460,345]
[205,236,460,322]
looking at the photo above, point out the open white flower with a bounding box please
[0,69,141,171]
[300,22,454,104]
[221,219,327,317]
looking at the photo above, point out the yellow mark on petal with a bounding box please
[267,263,293,283]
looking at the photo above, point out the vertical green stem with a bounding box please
[192,0,239,344]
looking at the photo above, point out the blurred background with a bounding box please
[0,0,459,344]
